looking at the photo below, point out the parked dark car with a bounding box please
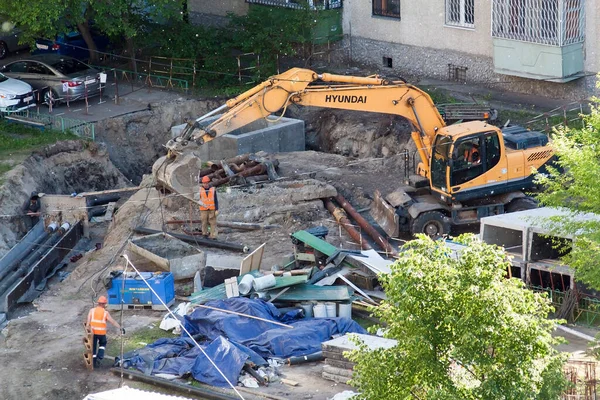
[0,54,101,106]
[33,28,110,61]
[0,16,29,59]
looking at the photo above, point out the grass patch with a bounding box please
[0,162,11,186]
[106,321,178,357]
[498,108,583,132]
[0,120,77,153]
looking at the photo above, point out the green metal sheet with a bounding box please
[268,284,351,301]
[272,275,308,289]
[292,230,338,256]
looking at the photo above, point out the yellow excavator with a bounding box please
[157,68,554,237]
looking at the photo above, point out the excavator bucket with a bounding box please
[152,153,203,202]
[371,190,399,238]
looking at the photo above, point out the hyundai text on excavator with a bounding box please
[156,68,554,237]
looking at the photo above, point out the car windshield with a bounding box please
[0,73,7,83]
[50,58,90,75]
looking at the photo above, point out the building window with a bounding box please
[445,0,474,28]
[491,0,584,46]
[373,0,400,19]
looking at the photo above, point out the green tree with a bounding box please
[227,4,316,77]
[2,0,183,63]
[534,88,600,289]
[348,235,568,400]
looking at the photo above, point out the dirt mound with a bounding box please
[95,98,223,184]
[286,106,416,158]
[0,141,130,257]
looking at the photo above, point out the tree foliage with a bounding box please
[348,235,568,400]
[228,5,316,76]
[534,85,600,289]
[2,0,183,61]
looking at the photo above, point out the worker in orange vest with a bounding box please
[463,144,481,164]
[199,176,219,239]
[86,295,124,368]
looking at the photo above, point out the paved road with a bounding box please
[3,48,187,123]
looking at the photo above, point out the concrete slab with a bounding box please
[128,233,206,280]
[480,207,600,237]
[322,333,397,352]
[171,115,305,161]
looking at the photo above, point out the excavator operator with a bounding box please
[464,144,481,165]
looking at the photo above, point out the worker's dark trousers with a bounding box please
[92,334,107,365]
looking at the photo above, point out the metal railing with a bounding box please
[3,109,95,140]
[492,0,585,46]
[446,0,475,28]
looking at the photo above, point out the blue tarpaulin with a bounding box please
[184,297,367,358]
[123,298,367,387]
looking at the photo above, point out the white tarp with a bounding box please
[83,386,193,400]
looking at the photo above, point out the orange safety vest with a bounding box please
[90,306,108,335]
[199,187,216,211]
[464,147,479,163]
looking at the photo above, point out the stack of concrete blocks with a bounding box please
[170,115,305,162]
[479,207,589,290]
[321,333,397,384]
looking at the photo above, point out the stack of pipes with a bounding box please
[198,154,278,187]
[0,222,71,299]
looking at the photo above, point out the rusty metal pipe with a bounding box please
[324,199,371,250]
[209,163,268,187]
[334,194,396,255]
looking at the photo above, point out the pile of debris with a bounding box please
[113,226,393,393]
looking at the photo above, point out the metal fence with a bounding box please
[492,0,585,46]
[3,110,95,140]
[530,285,600,327]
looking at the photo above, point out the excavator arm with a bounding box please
[166,68,446,173]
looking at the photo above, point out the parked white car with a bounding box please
[0,72,35,113]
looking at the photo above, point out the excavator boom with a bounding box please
[166,67,446,172]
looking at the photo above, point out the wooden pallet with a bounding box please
[83,323,94,370]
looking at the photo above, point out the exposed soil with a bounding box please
[0,140,131,257]
[1,95,590,400]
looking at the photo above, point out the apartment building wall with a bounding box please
[343,0,599,100]
[188,0,249,26]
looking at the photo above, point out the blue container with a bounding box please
[107,271,175,310]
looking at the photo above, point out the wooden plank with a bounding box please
[239,243,265,276]
[295,253,316,262]
[102,202,116,221]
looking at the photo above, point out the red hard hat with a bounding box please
[202,176,210,183]
[98,295,108,304]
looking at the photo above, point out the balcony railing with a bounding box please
[492,0,585,46]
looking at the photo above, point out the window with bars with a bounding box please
[491,0,584,46]
[445,0,474,28]
[373,0,401,18]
